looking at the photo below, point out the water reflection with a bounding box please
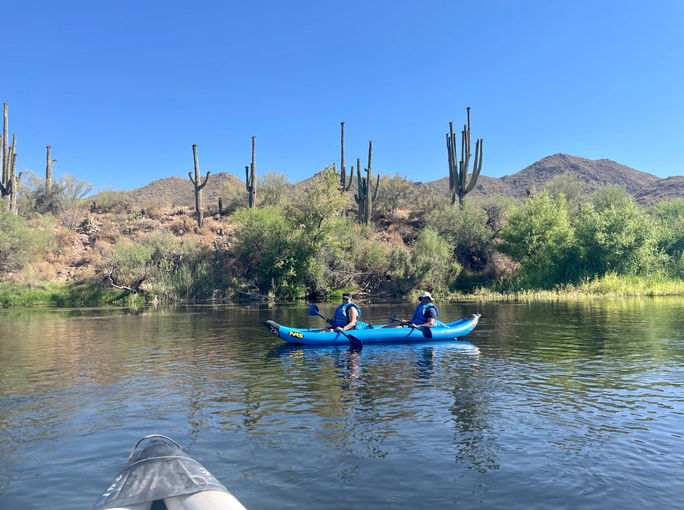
[1,299,683,509]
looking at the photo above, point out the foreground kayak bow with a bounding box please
[92,435,246,510]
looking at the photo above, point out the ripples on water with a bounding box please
[0,300,683,509]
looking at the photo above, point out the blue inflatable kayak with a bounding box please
[263,313,480,347]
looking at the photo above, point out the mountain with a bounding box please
[122,154,682,208]
[125,172,244,208]
[426,154,681,205]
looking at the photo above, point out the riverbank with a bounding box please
[2,273,681,308]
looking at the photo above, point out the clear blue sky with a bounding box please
[3,0,683,191]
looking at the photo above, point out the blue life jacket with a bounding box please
[332,302,362,328]
[410,303,438,325]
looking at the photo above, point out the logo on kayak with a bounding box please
[288,331,304,339]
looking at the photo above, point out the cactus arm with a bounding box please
[198,171,211,191]
[464,138,483,194]
[372,174,380,201]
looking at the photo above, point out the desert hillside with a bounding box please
[121,154,682,207]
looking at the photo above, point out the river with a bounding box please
[1,299,682,509]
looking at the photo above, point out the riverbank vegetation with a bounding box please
[1,166,682,307]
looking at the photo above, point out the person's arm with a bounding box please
[422,307,438,327]
[337,306,358,331]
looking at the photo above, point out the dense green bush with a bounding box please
[425,201,494,271]
[544,172,588,214]
[574,186,657,276]
[0,211,50,276]
[499,192,576,287]
[649,198,684,278]
[387,229,461,294]
[258,171,291,208]
[374,174,414,217]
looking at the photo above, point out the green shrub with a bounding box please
[499,192,576,287]
[0,211,50,277]
[425,201,493,270]
[374,174,414,217]
[574,186,657,276]
[388,229,461,294]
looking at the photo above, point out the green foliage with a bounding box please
[374,174,413,217]
[231,206,309,298]
[0,211,50,276]
[425,201,493,270]
[544,172,588,214]
[499,192,575,287]
[220,179,249,214]
[19,173,93,215]
[649,198,684,278]
[574,186,657,276]
[0,281,128,307]
[257,171,290,208]
[104,239,154,291]
[89,189,132,213]
[388,229,461,294]
[288,167,349,241]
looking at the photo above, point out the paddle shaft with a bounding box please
[309,306,363,349]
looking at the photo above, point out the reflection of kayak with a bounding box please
[263,313,481,346]
[92,435,246,510]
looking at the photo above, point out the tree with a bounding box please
[574,186,656,276]
[499,192,575,286]
[374,174,413,217]
[649,198,684,277]
[258,171,290,208]
[425,201,494,271]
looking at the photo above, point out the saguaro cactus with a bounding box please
[1,103,8,210]
[45,145,56,190]
[447,107,483,207]
[245,136,256,208]
[354,141,379,225]
[188,144,211,227]
[339,122,352,192]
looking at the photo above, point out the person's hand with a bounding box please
[334,326,343,332]
[409,323,417,329]
[400,320,408,326]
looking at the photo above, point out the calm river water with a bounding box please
[1,299,683,509]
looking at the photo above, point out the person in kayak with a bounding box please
[325,292,362,332]
[401,291,443,328]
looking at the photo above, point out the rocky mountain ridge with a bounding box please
[123,153,682,207]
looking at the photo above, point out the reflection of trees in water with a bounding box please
[447,359,500,474]
[415,347,435,380]
[332,350,398,462]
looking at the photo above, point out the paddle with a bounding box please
[388,313,433,338]
[307,304,363,349]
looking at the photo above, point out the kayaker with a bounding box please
[402,291,441,328]
[325,292,361,332]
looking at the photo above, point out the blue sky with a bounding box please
[3,0,683,191]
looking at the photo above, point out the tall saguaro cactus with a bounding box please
[0,103,19,213]
[1,103,8,210]
[447,107,483,207]
[354,141,379,225]
[45,145,56,190]
[245,136,256,208]
[339,122,352,191]
[188,144,211,227]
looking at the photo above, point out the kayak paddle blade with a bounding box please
[347,334,363,350]
[421,326,433,339]
[307,304,321,316]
